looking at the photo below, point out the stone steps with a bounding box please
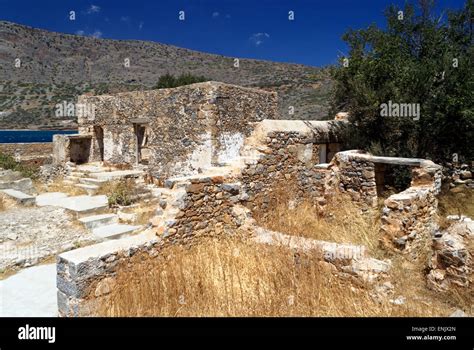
[57,195,109,218]
[70,171,87,177]
[36,192,68,206]
[1,189,36,205]
[89,170,144,181]
[78,213,118,230]
[92,223,142,240]
[64,175,83,182]
[79,177,108,186]
[74,183,100,195]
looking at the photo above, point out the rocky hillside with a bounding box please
[0,21,333,129]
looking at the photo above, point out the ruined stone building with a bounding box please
[52,82,346,180]
[49,81,466,317]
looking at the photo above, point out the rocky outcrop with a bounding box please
[427,217,473,291]
[0,169,34,193]
[0,20,333,129]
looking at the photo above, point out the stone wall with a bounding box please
[0,142,53,165]
[237,119,346,216]
[77,82,278,178]
[332,151,378,207]
[156,174,246,242]
[52,134,92,165]
[380,163,442,253]
[380,187,438,253]
[57,231,162,316]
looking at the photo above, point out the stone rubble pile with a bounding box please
[427,216,473,291]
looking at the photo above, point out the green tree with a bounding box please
[154,73,208,89]
[331,0,473,163]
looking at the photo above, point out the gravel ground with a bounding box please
[0,206,93,272]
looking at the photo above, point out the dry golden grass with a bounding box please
[94,186,472,317]
[35,179,86,196]
[438,187,474,227]
[256,195,383,257]
[0,193,18,211]
[97,237,460,317]
[134,203,157,225]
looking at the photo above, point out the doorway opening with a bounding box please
[94,126,104,161]
[134,123,149,165]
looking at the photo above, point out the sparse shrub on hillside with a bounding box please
[0,152,39,179]
[154,73,209,89]
[99,179,137,207]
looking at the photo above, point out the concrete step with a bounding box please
[79,177,108,186]
[78,213,118,231]
[36,192,68,206]
[57,195,109,218]
[75,184,99,195]
[70,171,87,177]
[89,170,144,181]
[92,224,141,240]
[64,175,82,182]
[1,189,36,205]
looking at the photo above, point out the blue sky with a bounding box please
[0,0,467,67]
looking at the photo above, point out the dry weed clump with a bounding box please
[98,179,138,207]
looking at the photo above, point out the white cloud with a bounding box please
[249,32,270,47]
[91,30,103,38]
[120,16,130,23]
[86,4,101,14]
[139,21,144,30]
[75,29,103,38]
[212,12,219,18]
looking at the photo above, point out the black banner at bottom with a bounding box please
[0,317,472,347]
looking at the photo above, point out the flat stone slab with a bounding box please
[90,170,143,181]
[92,223,141,240]
[0,263,57,317]
[252,226,367,263]
[75,164,115,173]
[0,178,33,192]
[75,184,99,195]
[53,195,108,214]
[35,192,69,206]
[59,230,156,265]
[1,189,35,205]
[78,213,118,230]
[0,169,23,182]
[79,177,108,185]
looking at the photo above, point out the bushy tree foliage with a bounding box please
[331,0,473,163]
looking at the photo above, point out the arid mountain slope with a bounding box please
[0,21,333,129]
